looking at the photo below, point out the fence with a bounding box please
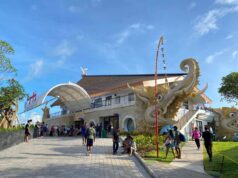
[204,143,238,177]
[49,93,136,119]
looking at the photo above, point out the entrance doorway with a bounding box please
[75,118,84,129]
[100,114,119,132]
[196,120,203,133]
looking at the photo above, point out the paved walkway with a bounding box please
[0,137,150,178]
[147,141,212,178]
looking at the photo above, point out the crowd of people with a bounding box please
[33,122,82,138]
[27,120,214,160]
[27,120,136,156]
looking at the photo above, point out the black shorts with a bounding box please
[25,132,30,136]
[87,139,94,147]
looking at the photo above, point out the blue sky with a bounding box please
[1,0,238,123]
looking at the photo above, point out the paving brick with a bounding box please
[0,137,150,178]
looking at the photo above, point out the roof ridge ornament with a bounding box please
[81,67,88,76]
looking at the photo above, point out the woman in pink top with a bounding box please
[192,127,201,149]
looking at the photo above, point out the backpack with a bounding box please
[179,132,186,142]
[86,127,95,139]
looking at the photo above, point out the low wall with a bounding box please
[0,130,26,151]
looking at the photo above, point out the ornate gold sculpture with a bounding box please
[128,58,207,129]
[207,107,238,139]
[42,106,50,122]
[0,100,19,128]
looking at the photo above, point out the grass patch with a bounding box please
[203,142,238,178]
[0,126,24,132]
[134,134,185,164]
[144,149,175,163]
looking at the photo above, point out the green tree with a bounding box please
[218,72,238,104]
[0,40,26,128]
[0,40,16,76]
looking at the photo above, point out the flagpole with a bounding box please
[155,36,163,158]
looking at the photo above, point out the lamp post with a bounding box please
[154,36,163,158]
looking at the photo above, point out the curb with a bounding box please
[133,152,157,178]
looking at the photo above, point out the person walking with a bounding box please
[86,122,96,156]
[24,120,32,142]
[164,130,176,159]
[173,126,181,159]
[33,122,40,138]
[81,123,87,145]
[202,127,213,162]
[99,123,102,138]
[192,127,201,149]
[112,128,119,154]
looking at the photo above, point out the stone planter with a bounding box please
[0,130,25,151]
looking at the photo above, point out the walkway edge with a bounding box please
[133,152,157,178]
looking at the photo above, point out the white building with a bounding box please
[42,73,212,138]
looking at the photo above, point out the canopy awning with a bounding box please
[24,82,91,112]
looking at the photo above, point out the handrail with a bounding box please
[48,94,136,119]
[176,110,197,130]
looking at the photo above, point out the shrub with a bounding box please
[134,134,166,156]
[0,126,24,132]
[120,130,145,136]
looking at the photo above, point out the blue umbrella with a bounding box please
[160,125,173,135]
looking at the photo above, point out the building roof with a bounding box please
[51,73,212,108]
[43,82,91,112]
[77,73,186,96]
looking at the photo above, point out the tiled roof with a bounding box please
[77,73,186,95]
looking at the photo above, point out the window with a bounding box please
[124,118,135,132]
[128,93,135,102]
[105,96,112,106]
[94,98,102,108]
[115,96,120,104]
[183,101,189,109]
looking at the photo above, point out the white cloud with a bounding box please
[194,10,220,35]
[68,5,81,13]
[206,50,225,63]
[52,40,76,58]
[91,0,102,6]
[188,2,197,10]
[76,35,84,40]
[25,59,44,81]
[56,59,64,66]
[19,112,41,124]
[115,23,154,45]
[225,34,233,39]
[130,23,141,29]
[29,112,42,124]
[215,0,238,5]
[30,5,37,11]
[116,31,130,45]
[146,25,155,30]
[19,113,26,124]
[232,50,238,58]
[194,6,238,35]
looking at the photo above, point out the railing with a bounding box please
[50,111,65,119]
[48,94,136,119]
[176,110,197,130]
[176,109,207,132]
[49,111,75,119]
[91,94,135,109]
